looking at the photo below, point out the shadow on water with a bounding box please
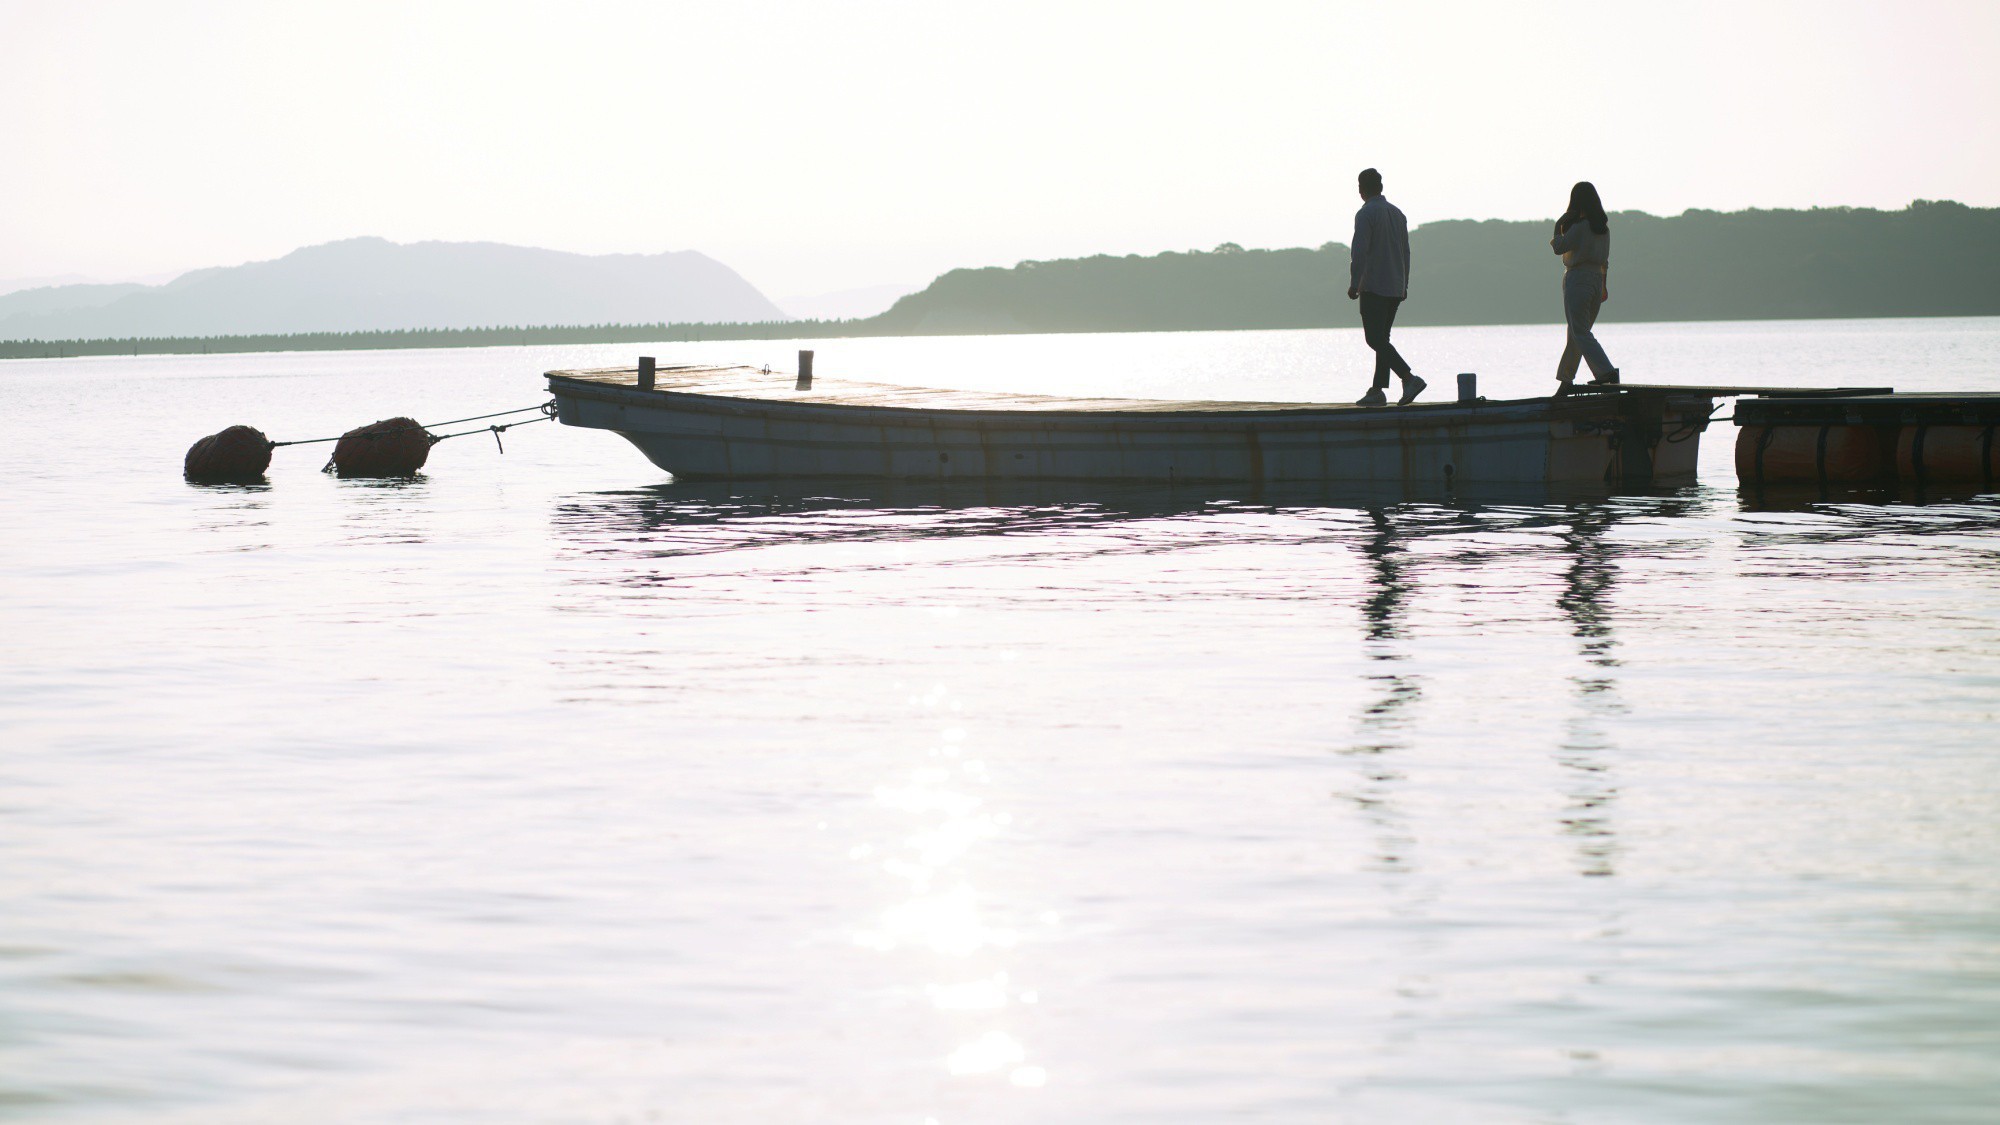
[330,474,433,545]
[1336,490,1711,877]
[184,480,271,494]
[332,474,431,491]
[1555,505,1629,878]
[1738,481,2000,513]
[1730,485,2000,556]
[545,478,1735,875]
[1343,506,1423,874]
[544,476,2000,876]
[549,476,1712,554]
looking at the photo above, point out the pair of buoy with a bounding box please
[183,417,433,483]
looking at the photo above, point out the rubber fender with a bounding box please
[184,425,273,483]
[331,417,433,477]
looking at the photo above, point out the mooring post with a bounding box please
[638,355,656,391]
[796,350,814,391]
[1457,372,1477,402]
[1614,391,1662,485]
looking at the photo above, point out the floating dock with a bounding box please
[1733,391,2000,486]
[549,361,1998,491]
[547,361,1715,487]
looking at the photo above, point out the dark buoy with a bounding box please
[184,425,273,483]
[331,417,434,477]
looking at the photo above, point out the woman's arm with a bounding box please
[1349,209,1373,295]
[1551,221,1584,255]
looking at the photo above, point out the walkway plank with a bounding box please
[550,365,1361,415]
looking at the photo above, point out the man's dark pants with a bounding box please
[1358,291,1412,390]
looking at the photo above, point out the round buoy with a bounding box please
[1735,424,1891,485]
[331,417,433,478]
[184,425,273,483]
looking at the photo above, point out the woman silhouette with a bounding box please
[1551,181,1618,393]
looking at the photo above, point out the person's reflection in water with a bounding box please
[1555,504,1626,878]
[1343,506,1421,874]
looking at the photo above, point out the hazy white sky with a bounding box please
[4,0,1997,297]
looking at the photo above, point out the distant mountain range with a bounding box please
[0,273,98,297]
[0,238,785,339]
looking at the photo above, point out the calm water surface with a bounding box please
[4,319,2000,1123]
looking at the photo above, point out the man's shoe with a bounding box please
[1397,375,1426,405]
[1553,381,1575,397]
[1588,369,1620,386]
[1356,388,1388,406]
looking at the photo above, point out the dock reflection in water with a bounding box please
[529,478,2000,1119]
[12,327,2000,1122]
[1345,506,1424,875]
[31,472,1989,1122]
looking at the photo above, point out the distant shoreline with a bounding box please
[5,310,1998,362]
[0,320,854,360]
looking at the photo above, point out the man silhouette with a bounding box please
[1347,168,1424,406]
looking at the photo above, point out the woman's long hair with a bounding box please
[1561,181,1609,235]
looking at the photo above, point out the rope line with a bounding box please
[426,403,557,429]
[1663,400,1728,444]
[429,414,555,453]
[273,401,555,449]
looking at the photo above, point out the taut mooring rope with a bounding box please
[272,401,556,449]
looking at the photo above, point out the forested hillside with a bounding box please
[861,200,1999,333]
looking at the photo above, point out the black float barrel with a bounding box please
[331,417,433,477]
[184,425,274,483]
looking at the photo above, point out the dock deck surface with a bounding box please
[551,364,1398,414]
[549,366,1828,416]
[1605,383,1895,397]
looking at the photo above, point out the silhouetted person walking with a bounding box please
[1551,181,1619,393]
[1348,168,1424,406]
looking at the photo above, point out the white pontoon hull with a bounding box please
[548,366,1710,487]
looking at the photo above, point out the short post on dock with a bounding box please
[638,355,656,391]
[796,350,814,392]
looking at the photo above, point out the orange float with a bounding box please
[1896,424,1997,483]
[1735,424,1892,484]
